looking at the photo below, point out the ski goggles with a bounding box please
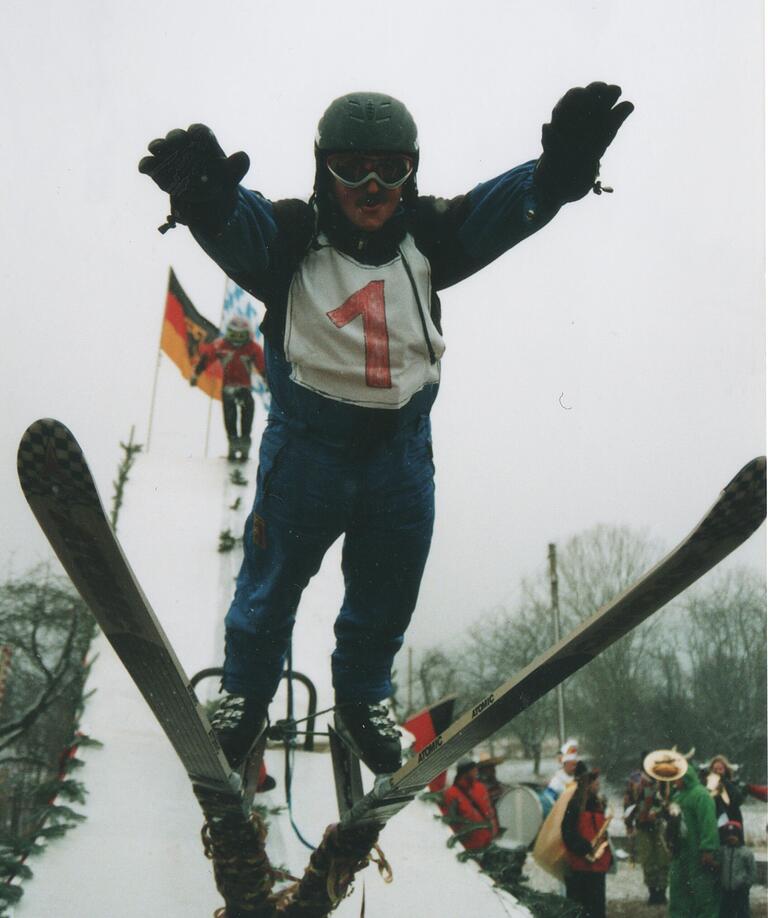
[326,153,415,189]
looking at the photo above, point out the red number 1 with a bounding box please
[326,280,391,389]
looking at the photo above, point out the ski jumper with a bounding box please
[188,163,559,704]
[195,338,265,443]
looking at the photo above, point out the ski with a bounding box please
[17,418,272,917]
[341,455,766,828]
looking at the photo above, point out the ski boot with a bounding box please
[226,438,238,462]
[334,701,402,774]
[210,693,268,772]
[238,436,251,462]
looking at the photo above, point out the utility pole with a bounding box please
[548,543,566,746]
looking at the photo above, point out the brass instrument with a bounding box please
[586,806,613,862]
[706,771,730,804]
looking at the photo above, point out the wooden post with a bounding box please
[548,543,566,746]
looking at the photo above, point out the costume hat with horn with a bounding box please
[644,749,688,782]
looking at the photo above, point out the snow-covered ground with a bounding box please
[11,442,531,917]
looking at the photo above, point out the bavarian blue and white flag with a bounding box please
[221,279,271,411]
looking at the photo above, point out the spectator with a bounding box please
[542,748,579,817]
[561,762,613,918]
[624,753,670,905]
[442,759,500,851]
[646,749,719,918]
[477,753,507,808]
[705,753,744,843]
[718,819,756,918]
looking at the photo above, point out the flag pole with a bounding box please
[204,274,229,458]
[146,268,172,453]
[204,392,213,458]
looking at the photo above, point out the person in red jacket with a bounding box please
[442,759,500,851]
[561,763,613,918]
[191,316,267,461]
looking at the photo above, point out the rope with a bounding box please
[276,821,385,917]
[367,844,393,884]
[285,741,317,851]
[195,785,276,918]
[283,646,317,851]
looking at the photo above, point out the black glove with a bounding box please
[138,124,250,232]
[535,82,634,205]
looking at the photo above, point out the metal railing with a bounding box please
[190,667,318,752]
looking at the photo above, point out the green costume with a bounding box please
[668,764,720,918]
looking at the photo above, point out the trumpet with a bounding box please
[587,807,613,862]
[706,772,730,805]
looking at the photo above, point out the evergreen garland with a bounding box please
[109,427,143,531]
[424,790,583,918]
[218,529,243,553]
[0,732,102,915]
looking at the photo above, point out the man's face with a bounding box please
[563,759,577,776]
[333,175,402,232]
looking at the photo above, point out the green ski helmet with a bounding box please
[225,315,251,345]
[315,92,419,156]
[314,92,419,206]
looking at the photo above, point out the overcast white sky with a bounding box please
[1,0,764,648]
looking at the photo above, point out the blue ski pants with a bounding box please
[222,416,435,704]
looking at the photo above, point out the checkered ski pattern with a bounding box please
[17,418,102,508]
[692,455,766,550]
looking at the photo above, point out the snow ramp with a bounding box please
[13,431,530,917]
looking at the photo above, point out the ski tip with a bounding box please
[21,417,71,437]
[723,456,766,504]
[712,456,766,541]
[17,418,95,504]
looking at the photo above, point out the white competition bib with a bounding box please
[284,233,445,409]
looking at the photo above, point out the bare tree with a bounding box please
[681,568,767,776]
[0,573,94,753]
[459,605,557,773]
[0,569,96,845]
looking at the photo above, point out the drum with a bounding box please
[495,784,544,848]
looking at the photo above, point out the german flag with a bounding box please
[160,268,222,400]
[403,695,457,792]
